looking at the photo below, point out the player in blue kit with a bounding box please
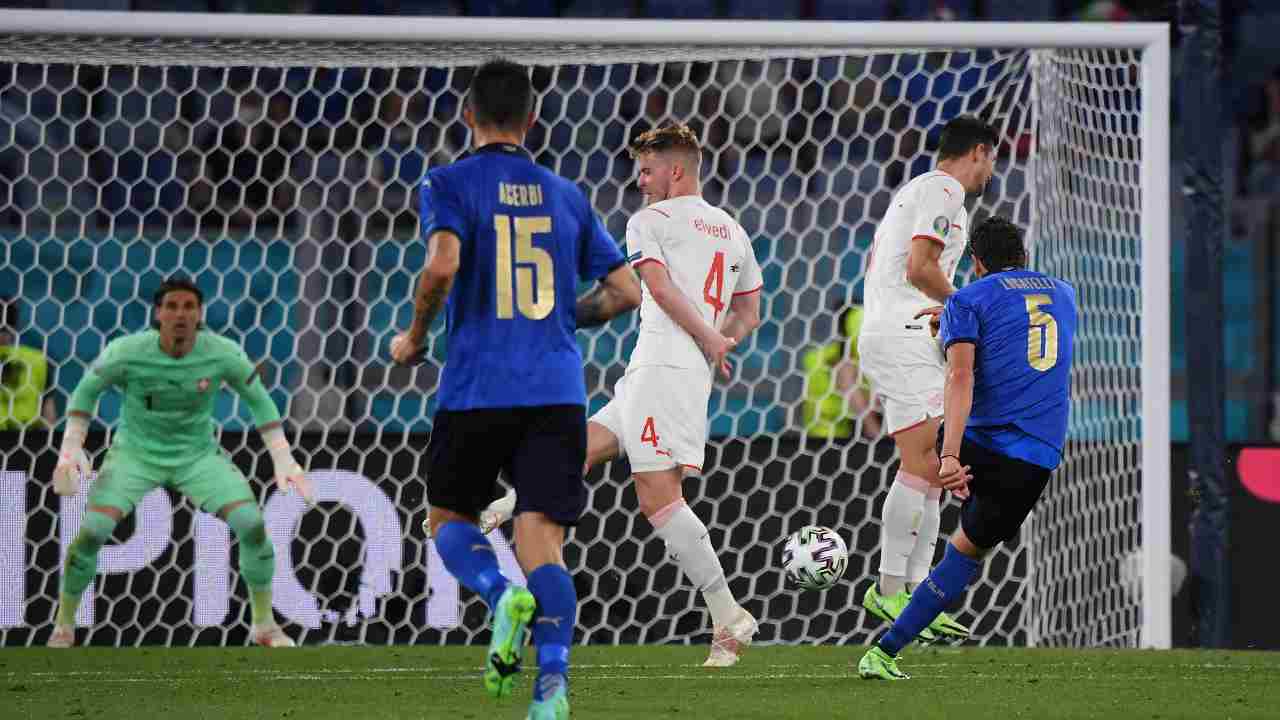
[390,59,640,718]
[859,216,1077,679]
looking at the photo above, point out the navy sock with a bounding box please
[878,543,980,656]
[433,521,509,610]
[527,563,576,700]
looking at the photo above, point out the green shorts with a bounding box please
[89,447,256,516]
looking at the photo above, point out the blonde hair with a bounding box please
[627,124,701,166]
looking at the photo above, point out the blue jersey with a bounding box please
[419,143,625,411]
[938,269,1077,470]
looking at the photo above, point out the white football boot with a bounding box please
[422,488,516,539]
[252,623,297,648]
[46,624,75,649]
[703,608,758,667]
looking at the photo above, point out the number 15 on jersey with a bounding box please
[495,213,554,320]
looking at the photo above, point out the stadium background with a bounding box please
[0,0,1277,652]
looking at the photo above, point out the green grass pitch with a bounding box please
[5,645,1278,719]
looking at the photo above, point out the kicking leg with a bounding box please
[859,528,985,680]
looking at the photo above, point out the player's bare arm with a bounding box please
[939,341,976,491]
[391,229,461,364]
[720,288,762,344]
[635,261,736,378]
[576,263,641,328]
[906,236,956,304]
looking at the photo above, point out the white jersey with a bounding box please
[624,195,764,374]
[860,170,969,337]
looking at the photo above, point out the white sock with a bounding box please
[906,487,943,586]
[878,471,930,595]
[650,499,739,628]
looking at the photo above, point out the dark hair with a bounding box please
[153,275,204,307]
[968,216,1027,272]
[465,58,534,132]
[938,115,999,161]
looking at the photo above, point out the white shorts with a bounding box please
[589,366,711,474]
[858,334,946,435]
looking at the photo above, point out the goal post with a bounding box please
[0,11,1170,649]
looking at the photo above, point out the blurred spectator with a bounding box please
[1242,67,1280,196]
[0,296,57,430]
[189,90,304,238]
[1073,0,1133,21]
[801,303,881,441]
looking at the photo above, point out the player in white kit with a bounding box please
[597,124,763,667]
[858,116,998,641]
[480,124,764,666]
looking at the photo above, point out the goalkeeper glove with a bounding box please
[262,425,315,506]
[53,416,91,496]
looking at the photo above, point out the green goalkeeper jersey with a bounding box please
[67,330,281,467]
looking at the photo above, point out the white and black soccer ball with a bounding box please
[781,525,849,591]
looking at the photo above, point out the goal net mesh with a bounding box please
[0,33,1144,648]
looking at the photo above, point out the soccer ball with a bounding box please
[781,525,849,591]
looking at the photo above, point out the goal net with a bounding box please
[0,15,1169,648]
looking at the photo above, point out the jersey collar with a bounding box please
[472,142,530,158]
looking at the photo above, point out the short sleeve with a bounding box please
[939,292,980,350]
[579,208,626,282]
[625,208,667,270]
[419,169,467,242]
[910,177,966,245]
[733,233,764,297]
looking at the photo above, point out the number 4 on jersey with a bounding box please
[703,251,726,322]
[640,416,660,447]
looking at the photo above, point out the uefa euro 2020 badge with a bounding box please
[196,378,211,393]
[932,215,950,238]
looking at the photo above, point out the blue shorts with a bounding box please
[954,435,1052,550]
[426,404,587,527]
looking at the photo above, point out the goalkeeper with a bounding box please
[46,276,312,649]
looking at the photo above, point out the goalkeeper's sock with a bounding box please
[878,471,930,596]
[650,499,738,628]
[434,520,508,610]
[906,487,943,586]
[527,563,575,701]
[57,510,118,625]
[878,543,980,656]
[226,504,276,627]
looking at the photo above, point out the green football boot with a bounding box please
[484,585,537,698]
[526,674,570,720]
[926,607,971,640]
[861,584,937,643]
[858,646,909,680]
